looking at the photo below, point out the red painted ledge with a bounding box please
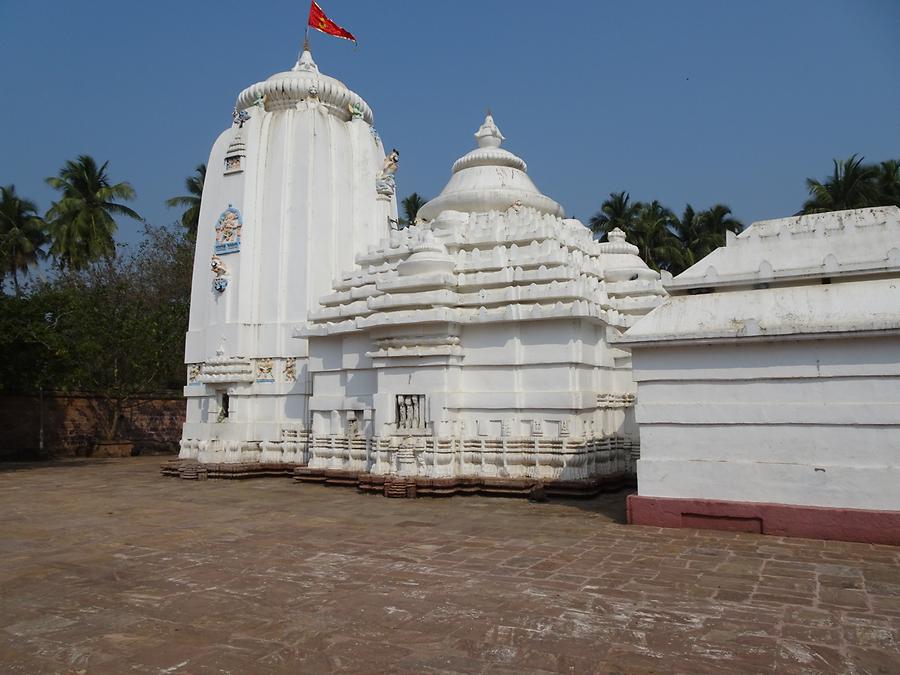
[627,494,900,546]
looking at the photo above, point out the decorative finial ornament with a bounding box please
[293,46,320,73]
[474,113,504,149]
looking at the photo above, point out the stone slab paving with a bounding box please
[0,457,898,674]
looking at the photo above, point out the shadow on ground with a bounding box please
[0,458,129,473]
[553,488,633,523]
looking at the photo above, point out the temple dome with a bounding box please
[236,49,374,123]
[597,228,659,282]
[418,114,564,222]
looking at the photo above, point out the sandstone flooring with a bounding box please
[0,457,898,674]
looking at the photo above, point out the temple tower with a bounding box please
[179,49,396,465]
[298,115,666,494]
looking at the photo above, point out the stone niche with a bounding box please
[394,394,426,434]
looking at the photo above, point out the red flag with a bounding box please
[308,1,357,43]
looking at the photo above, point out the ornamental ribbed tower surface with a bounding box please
[179,49,397,465]
[298,115,667,488]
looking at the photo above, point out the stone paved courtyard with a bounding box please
[0,457,898,674]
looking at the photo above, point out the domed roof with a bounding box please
[597,228,659,282]
[236,49,373,124]
[418,114,564,222]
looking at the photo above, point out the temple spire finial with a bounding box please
[293,41,319,73]
[474,110,504,149]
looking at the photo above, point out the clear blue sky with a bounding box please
[2,0,898,248]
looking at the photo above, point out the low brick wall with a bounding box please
[0,393,185,461]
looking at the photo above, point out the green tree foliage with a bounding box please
[590,193,741,274]
[802,154,880,214]
[628,201,684,273]
[589,191,639,240]
[673,204,743,269]
[801,154,900,215]
[874,159,900,206]
[0,224,192,440]
[166,164,206,236]
[0,185,48,295]
[45,155,141,270]
[398,192,427,229]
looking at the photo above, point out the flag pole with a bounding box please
[304,0,312,52]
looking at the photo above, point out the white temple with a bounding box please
[297,114,665,495]
[622,206,900,544]
[177,49,396,472]
[170,48,666,493]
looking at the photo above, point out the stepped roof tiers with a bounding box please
[296,115,666,496]
[622,206,900,544]
[178,50,396,467]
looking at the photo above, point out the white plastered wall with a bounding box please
[632,336,900,510]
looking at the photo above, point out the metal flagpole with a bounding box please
[304,0,312,53]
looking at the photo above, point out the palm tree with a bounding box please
[45,155,141,270]
[671,204,700,261]
[589,191,639,240]
[0,185,48,295]
[674,203,742,268]
[629,201,685,273]
[875,159,900,207]
[802,154,879,214]
[166,164,206,236]
[399,192,427,229]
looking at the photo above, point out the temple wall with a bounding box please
[308,319,636,440]
[0,393,183,460]
[632,336,900,511]
[304,318,641,481]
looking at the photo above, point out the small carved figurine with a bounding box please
[381,149,399,177]
[376,149,400,197]
[348,102,364,119]
[211,255,228,292]
[188,364,201,384]
[410,395,420,429]
[398,396,407,428]
[232,107,251,128]
[284,357,297,382]
[256,358,274,381]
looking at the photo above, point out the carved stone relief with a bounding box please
[396,394,425,431]
[283,357,296,382]
[256,358,274,382]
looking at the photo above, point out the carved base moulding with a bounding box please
[160,459,301,480]
[160,459,634,498]
[295,467,634,499]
